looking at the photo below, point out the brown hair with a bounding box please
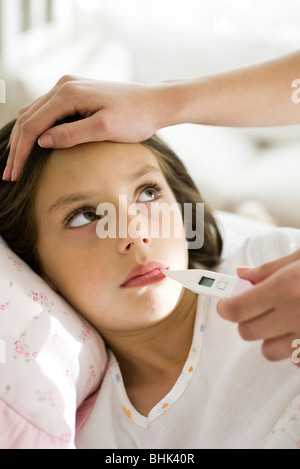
[0,116,222,275]
[143,136,222,268]
[0,119,53,273]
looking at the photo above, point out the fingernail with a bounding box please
[2,166,9,181]
[236,267,253,279]
[237,267,251,273]
[11,168,18,182]
[38,133,53,148]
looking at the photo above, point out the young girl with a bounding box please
[0,116,299,449]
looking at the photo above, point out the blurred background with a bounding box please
[0,0,300,228]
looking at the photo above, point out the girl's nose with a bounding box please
[117,205,152,253]
[117,234,151,253]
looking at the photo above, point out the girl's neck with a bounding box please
[105,289,198,388]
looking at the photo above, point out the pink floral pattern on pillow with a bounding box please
[0,237,108,449]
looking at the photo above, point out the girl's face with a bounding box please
[34,142,189,336]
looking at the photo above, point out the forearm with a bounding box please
[6,51,300,181]
[158,50,300,128]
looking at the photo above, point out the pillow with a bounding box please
[0,237,107,449]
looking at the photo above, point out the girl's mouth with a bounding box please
[121,262,168,288]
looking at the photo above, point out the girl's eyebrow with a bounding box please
[47,165,161,215]
[47,192,98,215]
[126,164,161,183]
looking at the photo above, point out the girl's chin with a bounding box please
[123,284,183,314]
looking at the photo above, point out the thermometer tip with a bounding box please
[160,268,169,277]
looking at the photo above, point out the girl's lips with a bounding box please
[121,262,169,288]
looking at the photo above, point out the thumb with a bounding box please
[237,249,300,284]
[236,265,272,284]
[38,114,106,149]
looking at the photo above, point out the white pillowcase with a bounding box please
[0,236,107,448]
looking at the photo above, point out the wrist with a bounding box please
[152,78,207,129]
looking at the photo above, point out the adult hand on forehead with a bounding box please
[217,249,300,366]
[5,50,300,182]
[3,75,163,181]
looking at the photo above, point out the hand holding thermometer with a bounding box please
[161,269,253,298]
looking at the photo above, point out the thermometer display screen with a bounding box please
[199,276,215,288]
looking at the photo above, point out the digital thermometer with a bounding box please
[161,269,253,298]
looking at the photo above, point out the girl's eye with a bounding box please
[66,209,98,229]
[138,184,162,203]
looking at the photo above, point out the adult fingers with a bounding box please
[218,258,300,323]
[218,260,300,365]
[262,334,300,366]
[5,93,79,180]
[5,95,48,178]
[237,296,297,342]
[38,112,110,149]
[217,275,276,323]
[4,75,81,181]
[7,77,69,158]
[237,249,300,284]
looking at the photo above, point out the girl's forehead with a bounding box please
[50,141,162,175]
[34,141,173,227]
[37,142,165,204]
